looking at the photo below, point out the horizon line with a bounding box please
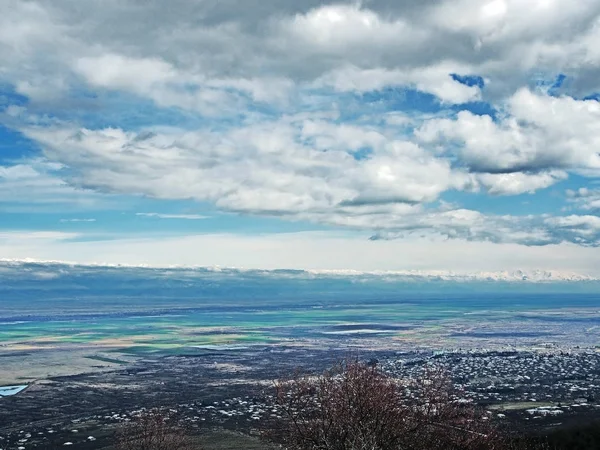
[1,258,599,283]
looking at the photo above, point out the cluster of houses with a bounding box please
[380,349,600,420]
[4,347,600,448]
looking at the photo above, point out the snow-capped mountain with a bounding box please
[0,259,598,282]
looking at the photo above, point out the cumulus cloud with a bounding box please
[313,64,482,103]
[567,187,600,211]
[544,215,600,245]
[416,89,600,175]
[23,121,470,215]
[0,160,107,209]
[3,0,600,106]
[11,88,600,247]
[10,119,600,247]
[476,171,568,196]
[1,0,600,250]
[371,211,600,247]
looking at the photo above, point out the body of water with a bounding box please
[0,385,27,397]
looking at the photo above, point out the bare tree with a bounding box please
[402,366,506,450]
[266,360,512,450]
[115,408,196,450]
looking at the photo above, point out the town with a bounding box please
[2,346,600,448]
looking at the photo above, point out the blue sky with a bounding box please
[1,0,600,274]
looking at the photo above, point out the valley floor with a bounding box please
[2,345,600,448]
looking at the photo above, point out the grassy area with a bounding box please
[488,401,555,411]
[196,430,273,450]
[98,430,272,450]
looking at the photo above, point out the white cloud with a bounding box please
[0,160,107,209]
[283,5,407,50]
[360,206,600,248]
[567,187,600,211]
[75,54,176,92]
[74,54,245,116]
[13,107,600,247]
[3,0,600,107]
[1,0,600,253]
[314,63,481,103]
[477,171,568,196]
[545,215,600,235]
[136,213,208,220]
[23,121,467,217]
[416,89,600,175]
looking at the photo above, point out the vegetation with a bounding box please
[115,408,195,450]
[114,361,600,449]
[266,360,509,450]
[535,420,600,450]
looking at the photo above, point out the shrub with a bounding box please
[266,360,509,450]
[115,408,195,450]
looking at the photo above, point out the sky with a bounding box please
[1,0,600,273]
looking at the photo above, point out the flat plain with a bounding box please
[2,262,600,448]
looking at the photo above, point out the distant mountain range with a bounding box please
[0,259,598,283]
[305,269,598,282]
